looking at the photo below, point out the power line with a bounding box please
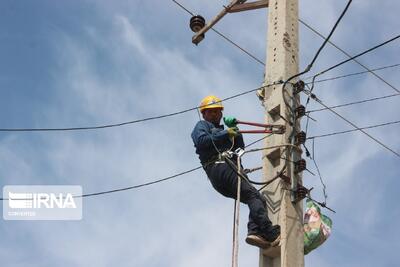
[0,82,280,132]
[306,63,400,84]
[305,91,400,158]
[302,0,353,74]
[0,166,202,201]
[303,62,400,132]
[311,139,327,204]
[307,93,400,113]
[303,34,400,158]
[307,119,400,139]
[79,166,202,198]
[171,0,265,66]
[309,33,400,91]
[300,18,400,94]
[305,33,400,132]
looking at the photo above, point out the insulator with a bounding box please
[294,186,308,202]
[295,159,306,173]
[293,80,305,94]
[190,15,206,33]
[295,105,306,118]
[295,131,306,145]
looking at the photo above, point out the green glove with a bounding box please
[223,116,237,128]
[227,127,239,138]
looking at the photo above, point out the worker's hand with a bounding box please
[223,116,237,128]
[227,127,239,138]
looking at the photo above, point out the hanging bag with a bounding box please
[303,199,332,254]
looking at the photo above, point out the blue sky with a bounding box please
[0,0,399,266]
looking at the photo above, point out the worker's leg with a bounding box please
[205,163,278,238]
[247,216,259,235]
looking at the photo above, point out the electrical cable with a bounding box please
[311,138,328,204]
[308,33,400,94]
[171,0,265,66]
[303,34,400,142]
[300,18,400,94]
[244,133,273,148]
[0,166,203,200]
[0,81,281,132]
[305,63,400,85]
[302,0,353,75]
[307,93,400,113]
[307,119,400,140]
[304,91,400,158]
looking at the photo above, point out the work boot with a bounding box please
[245,234,270,249]
[245,225,281,249]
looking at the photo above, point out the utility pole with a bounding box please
[187,0,304,266]
[260,0,304,266]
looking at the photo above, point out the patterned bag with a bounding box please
[303,199,332,255]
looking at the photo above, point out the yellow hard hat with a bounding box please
[199,95,224,112]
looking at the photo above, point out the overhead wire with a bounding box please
[0,166,203,201]
[304,91,400,158]
[305,63,400,85]
[307,93,400,113]
[171,0,265,66]
[300,18,400,94]
[307,119,400,140]
[308,33,400,94]
[311,138,328,205]
[303,34,400,158]
[0,81,281,132]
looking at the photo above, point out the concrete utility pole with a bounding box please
[188,0,304,266]
[260,0,304,266]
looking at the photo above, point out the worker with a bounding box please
[191,95,280,248]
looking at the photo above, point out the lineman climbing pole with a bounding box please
[189,0,304,266]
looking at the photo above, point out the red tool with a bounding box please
[235,120,285,134]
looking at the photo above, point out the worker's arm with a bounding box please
[191,121,229,149]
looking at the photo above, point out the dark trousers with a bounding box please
[204,162,273,236]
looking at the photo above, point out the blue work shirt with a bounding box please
[191,120,245,164]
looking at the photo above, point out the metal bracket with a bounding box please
[227,0,269,13]
[235,148,245,158]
